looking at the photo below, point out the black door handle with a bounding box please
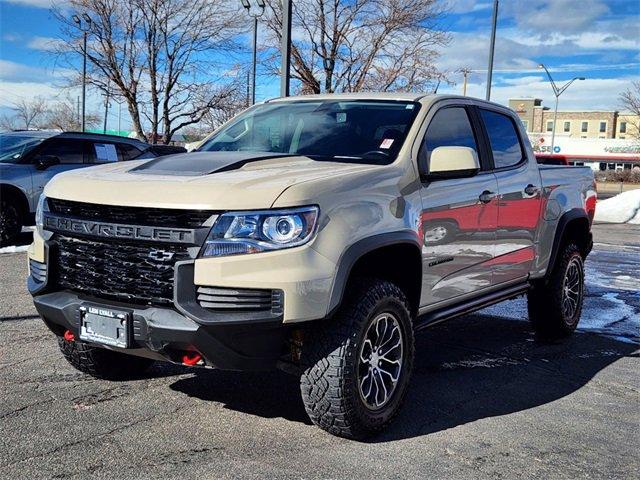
[524,184,539,196]
[479,190,496,204]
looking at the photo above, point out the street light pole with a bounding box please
[240,0,265,105]
[280,0,292,97]
[72,14,91,132]
[538,63,585,155]
[485,0,498,101]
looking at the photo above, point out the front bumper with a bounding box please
[32,288,290,371]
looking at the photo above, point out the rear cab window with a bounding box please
[479,109,525,169]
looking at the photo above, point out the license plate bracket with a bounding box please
[79,305,131,348]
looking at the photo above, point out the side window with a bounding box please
[479,109,524,169]
[420,107,478,173]
[87,142,120,163]
[39,139,85,164]
[117,143,143,161]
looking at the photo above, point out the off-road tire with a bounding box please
[528,243,585,339]
[57,336,155,380]
[299,278,415,439]
[423,221,457,246]
[0,198,22,247]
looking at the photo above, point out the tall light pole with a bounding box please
[240,0,265,105]
[280,0,292,97]
[485,0,498,100]
[538,63,585,155]
[72,14,92,132]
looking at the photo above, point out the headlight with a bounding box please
[201,206,319,257]
[35,194,49,238]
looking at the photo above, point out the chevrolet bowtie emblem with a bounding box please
[148,249,175,261]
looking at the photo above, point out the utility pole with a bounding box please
[485,0,498,101]
[538,63,585,155]
[103,87,110,134]
[461,68,471,96]
[72,14,92,132]
[280,0,292,97]
[76,96,80,128]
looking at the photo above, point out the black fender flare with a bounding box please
[545,208,591,282]
[327,231,422,315]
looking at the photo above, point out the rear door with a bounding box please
[478,107,543,284]
[417,102,499,306]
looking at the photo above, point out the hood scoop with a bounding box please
[128,151,295,176]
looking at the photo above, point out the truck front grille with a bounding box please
[53,235,190,305]
[48,198,215,228]
[197,286,283,314]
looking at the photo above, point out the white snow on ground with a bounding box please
[480,292,639,344]
[594,189,640,224]
[0,245,29,254]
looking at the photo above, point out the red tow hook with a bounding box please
[63,330,75,342]
[182,352,203,366]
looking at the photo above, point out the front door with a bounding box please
[417,105,499,307]
[33,139,90,197]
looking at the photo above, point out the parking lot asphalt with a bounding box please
[0,225,638,479]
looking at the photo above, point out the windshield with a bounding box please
[0,134,44,163]
[198,100,421,164]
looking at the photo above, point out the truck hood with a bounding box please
[44,151,374,210]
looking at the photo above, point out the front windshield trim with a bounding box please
[198,99,422,165]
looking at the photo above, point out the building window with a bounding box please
[581,121,588,132]
[546,121,554,132]
[599,121,607,133]
[563,121,571,132]
[620,122,627,133]
[620,136,626,139]
[581,135,587,139]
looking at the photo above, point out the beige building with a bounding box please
[508,98,639,140]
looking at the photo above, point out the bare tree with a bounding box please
[43,97,100,131]
[262,0,450,94]
[0,115,18,132]
[10,97,48,130]
[619,81,640,139]
[55,0,244,144]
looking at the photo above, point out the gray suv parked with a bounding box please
[0,131,185,245]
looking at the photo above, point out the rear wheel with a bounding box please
[528,243,585,338]
[0,198,22,247]
[299,279,414,439]
[58,336,155,380]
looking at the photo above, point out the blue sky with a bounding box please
[0,0,638,132]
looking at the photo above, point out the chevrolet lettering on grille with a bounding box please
[44,214,195,244]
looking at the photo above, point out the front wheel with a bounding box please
[58,336,155,380]
[528,243,585,339]
[299,279,415,439]
[0,199,22,247]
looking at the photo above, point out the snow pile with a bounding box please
[594,189,640,224]
[0,245,29,254]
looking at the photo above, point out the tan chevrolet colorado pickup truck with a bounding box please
[28,93,596,438]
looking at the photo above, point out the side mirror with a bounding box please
[425,146,480,180]
[36,155,61,170]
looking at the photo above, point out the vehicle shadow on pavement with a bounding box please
[376,315,638,443]
[169,368,312,424]
[168,315,638,440]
